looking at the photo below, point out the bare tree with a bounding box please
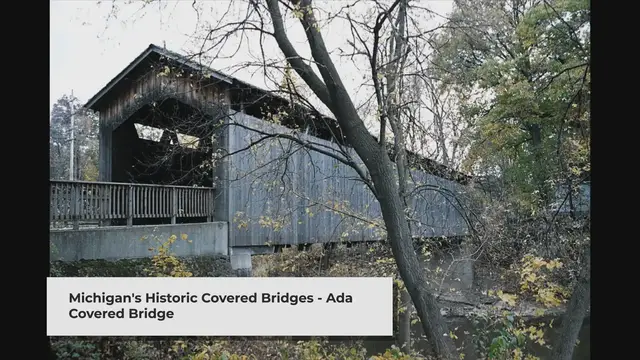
[403,74,471,170]
[263,1,459,357]
[50,94,100,181]
[99,0,484,357]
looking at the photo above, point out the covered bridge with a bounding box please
[50,44,472,270]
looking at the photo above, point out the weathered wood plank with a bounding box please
[49,180,215,227]
[226,112,470,247]
[99,66,226,129]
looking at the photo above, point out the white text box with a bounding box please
[47,277,393,336]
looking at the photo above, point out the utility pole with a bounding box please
[69,89,75,181]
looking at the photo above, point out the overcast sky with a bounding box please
[50,0,454,114]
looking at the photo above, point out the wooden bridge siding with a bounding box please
[226,113,469,247]
[97,66,230,182]
[406,169,469,236]
[99,69,229,127]
[298,147,382,242]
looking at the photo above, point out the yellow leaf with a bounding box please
[513,348,523,360]
[497,290,518,307]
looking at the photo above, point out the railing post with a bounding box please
[71,183,80,230]
[127,185,133,227]
[207,189,213,222]
[171,187,177,224]
[99,185,108,227]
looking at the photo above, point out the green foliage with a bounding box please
[52,339,101,360]
[470,312,546,360]
[163,339,422,360]
[434,0,590,210]
[49,256,231,278]
[470,254,571,359]
[370,345,417,360]
[51,337,428,360]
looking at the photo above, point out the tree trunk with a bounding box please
[550,246,590,360]
[529,124,550,204]
[398,289,413,352]
[266,1,458,358]
[373,157,458,359]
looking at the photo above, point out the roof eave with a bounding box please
[84,46,156,111]
[147,44,233,84]
[83,44,233,111]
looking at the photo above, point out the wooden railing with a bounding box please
[50,180,215,229]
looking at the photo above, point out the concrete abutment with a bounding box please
[50,224,474,289]
[50,222,228,262]
[229,247,253,277]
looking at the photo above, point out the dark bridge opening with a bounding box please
[110,98,217,226]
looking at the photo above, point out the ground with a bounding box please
[49,241,587,359]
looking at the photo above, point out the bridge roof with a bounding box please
[84,43,472,185]
[84,44,228,111]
